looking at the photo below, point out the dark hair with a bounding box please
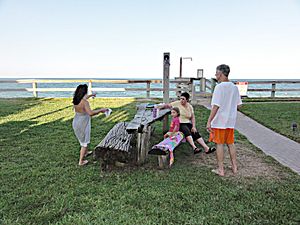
[216,64,230,77]
[72,84,88,105]
[180,92,190,101]
[171,107,180,117]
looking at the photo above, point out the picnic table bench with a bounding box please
[94,103,171,169]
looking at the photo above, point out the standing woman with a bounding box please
[72,84,108,166]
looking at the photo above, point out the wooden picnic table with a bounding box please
[94,103,170,168]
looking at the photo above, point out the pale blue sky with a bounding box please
[0,0,299,79]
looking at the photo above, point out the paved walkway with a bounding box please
[198,99,300,175]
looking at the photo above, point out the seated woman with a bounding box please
[159,92,215,154]
[72,84,109,166]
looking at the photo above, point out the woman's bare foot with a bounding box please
[79,160,88,166]
[212,169,225,177]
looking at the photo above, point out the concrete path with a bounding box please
[198,99,300,175]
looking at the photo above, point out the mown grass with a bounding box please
[242,97,300,103]
[239,102,300,143]
[1,98,300,225]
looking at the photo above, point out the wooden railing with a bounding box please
[205,79,300,97]
[244,80,300,97]
[2,78,299,98]
[0,79,195,98]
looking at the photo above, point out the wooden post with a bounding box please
[158,155,168,169]
[200,77,206,92]
[146,81,150,98]
[136,132,142,163]
[191,80,196,104]
[188,79,193,94]
[211,78,217,93]
[271,83,276,98]
[32,81,38,98]
[137,125,152,165]
[145,125,152,159]
[163,53,170,133]
[88,80,92,95]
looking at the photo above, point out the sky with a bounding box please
[0,0,299,79]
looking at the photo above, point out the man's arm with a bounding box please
[206,105,219,132]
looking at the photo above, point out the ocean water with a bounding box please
[0,78,300,98]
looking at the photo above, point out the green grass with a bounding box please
[1,98,300,225]
[240,102,300,143]
[242,97,300,103]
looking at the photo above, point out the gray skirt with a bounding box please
[72,112,91,147]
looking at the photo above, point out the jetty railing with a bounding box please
[205,79,300,97]
[0,79,196,99]
[1,79,300,98]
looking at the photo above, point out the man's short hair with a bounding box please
[216,64,230,77]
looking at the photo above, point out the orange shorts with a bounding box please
[209,128,235,144]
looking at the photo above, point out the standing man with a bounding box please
[206,64,242,176]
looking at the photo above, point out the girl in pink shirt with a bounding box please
[164,107,180,139]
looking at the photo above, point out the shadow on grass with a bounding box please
[0,98,47,118]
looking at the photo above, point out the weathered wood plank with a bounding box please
[94,122,138,167]
[126,109,170,132]
[126,103,170,133]
[96,122,135,152]
[126,103,148,132]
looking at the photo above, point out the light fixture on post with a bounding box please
[197,69,204,78]
[179,57,192,78]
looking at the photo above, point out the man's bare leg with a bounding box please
[227,144,237,174]
[215,144,225,176]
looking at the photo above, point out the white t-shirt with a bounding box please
[211,82,242,129]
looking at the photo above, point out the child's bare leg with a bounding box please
[215,144,225,176]
[79,146,88,165]
[196,137,210,152]
[227,144,237,174]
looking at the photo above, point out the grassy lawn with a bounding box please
[1,98,300,225]
[239,102,300,143]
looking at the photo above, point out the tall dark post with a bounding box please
[163,52,170,133]
[179,57,182,78]
[179,57,192,78]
